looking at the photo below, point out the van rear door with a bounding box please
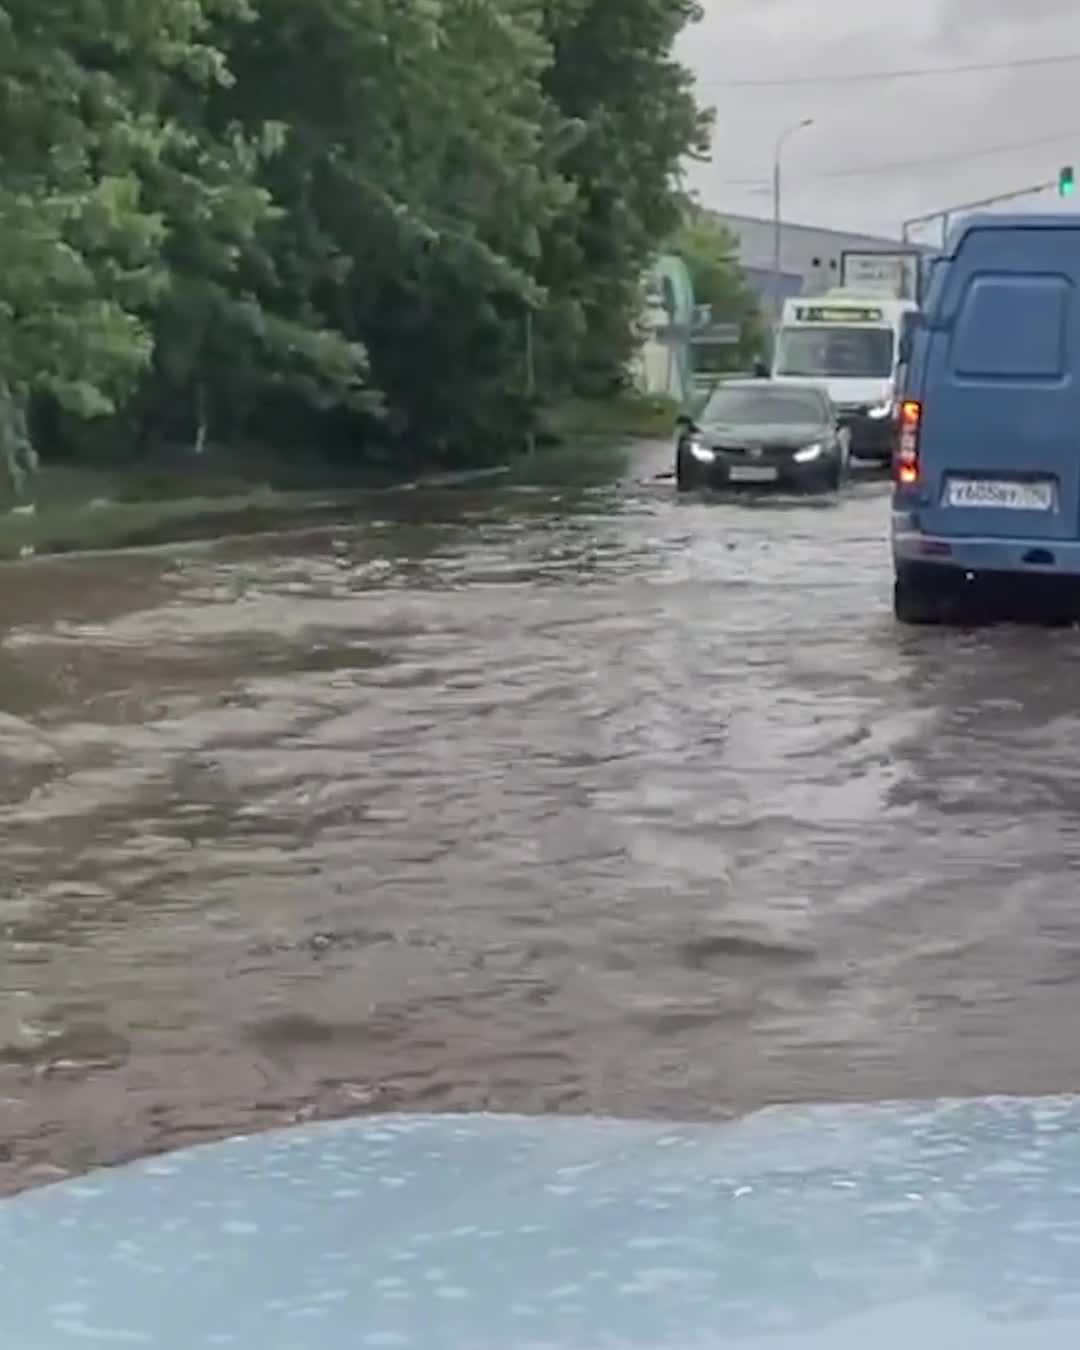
[915,220,1080,541]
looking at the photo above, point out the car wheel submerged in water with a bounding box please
[893,570,944,624]
[893,563,1080,627]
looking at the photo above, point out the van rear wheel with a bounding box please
[893,574,943,625]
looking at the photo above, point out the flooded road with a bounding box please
[4,438,1080,1193]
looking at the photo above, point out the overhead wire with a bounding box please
[718,127,1080,187]
[696,45,1080,215]
[697,50,1080,89]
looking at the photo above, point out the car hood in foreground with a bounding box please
[699,420,826,450]
[4,1096,1080,1348]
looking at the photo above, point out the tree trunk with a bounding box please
[194,380,209,454]
[0,382,37,503]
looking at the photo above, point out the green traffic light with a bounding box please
[1060,165,1075,197]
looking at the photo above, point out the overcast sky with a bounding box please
[677,0,1080,241]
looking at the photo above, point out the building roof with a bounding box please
[708,209,912,249]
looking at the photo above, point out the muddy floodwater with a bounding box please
[4,440,1080,1193]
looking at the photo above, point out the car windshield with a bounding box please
[701,387,827,425]
[774,325,894,378]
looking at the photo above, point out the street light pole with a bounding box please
[771,117,813,338]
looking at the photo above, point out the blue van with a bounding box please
[891,213,1080,623]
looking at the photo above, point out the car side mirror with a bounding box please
[897,311,921,366]
[675,413,698,432]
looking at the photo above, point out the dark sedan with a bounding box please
[675,380,851,493]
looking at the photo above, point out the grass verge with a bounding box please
[0,394,674,561]
[541,391,678,447]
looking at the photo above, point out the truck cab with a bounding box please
[770,291,918,462]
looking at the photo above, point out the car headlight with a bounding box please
[793,442,823,463]
[688,438,715,463]
[867,401,893,419]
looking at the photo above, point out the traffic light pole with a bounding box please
[901,178,1059,247]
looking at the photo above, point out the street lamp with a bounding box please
[771,117,814,334]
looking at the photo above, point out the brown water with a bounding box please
[4,440,1080,1195]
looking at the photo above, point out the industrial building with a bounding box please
[710,211,921,305]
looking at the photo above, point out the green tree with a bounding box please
[0,0,165,493]
[0,0,302,491]
[212,0,571,466]
[672,207,764,372]
[133,24,376,457]
[214,0,708,459]
[536,0,710,396]
[2,0,709,489]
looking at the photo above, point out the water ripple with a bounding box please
[2,454,1080,1189]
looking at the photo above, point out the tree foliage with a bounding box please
[672,206,764,372]
[1,0,707,492]
[537,0,709,394]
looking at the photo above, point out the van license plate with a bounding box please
[946,478,1053,511]
[730,465,777,483]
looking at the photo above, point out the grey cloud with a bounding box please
[682,0,1080,235]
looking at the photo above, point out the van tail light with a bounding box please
[893,400,921,485]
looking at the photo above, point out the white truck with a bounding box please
[770,254,920,463]
[839,249,920,300]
